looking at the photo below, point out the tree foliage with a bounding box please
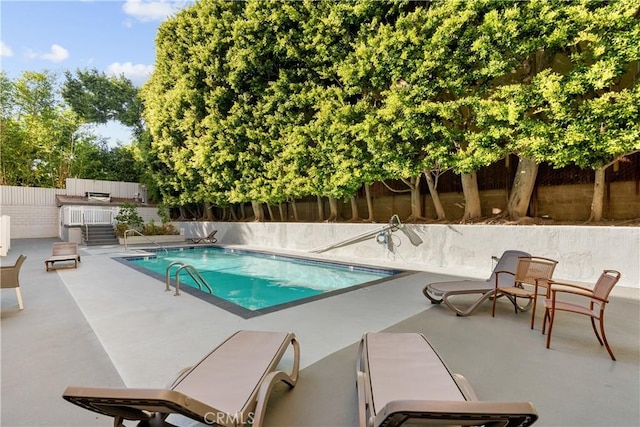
[0,70,146,187]
[141,0,639,221]
[62,69,145,136]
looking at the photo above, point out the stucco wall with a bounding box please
[176,221,639,290]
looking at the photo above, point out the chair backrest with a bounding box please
[515,256,558,287]
[0,254,27,289]
[592,270,621,302]
[52,242,78,256]
[488,250,531,287]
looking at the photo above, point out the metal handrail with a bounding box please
[310,214,423,253]
[165,261,184,291]
[123,229,169,254]
[165,261,212,296]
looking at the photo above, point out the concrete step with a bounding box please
[84,239,119,246]
[82,225,117,246]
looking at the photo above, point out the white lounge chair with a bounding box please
[357,332,538,427]
[423,250,531,316]
[63,330,299,427]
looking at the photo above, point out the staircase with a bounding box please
[82,224,119,246]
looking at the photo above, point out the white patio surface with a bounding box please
[1,238,638,426]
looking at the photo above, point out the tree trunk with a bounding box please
[229,205,238,221]
[405,176,426,222]
[290,199,299,221]
[266,204,275,221]
[424,171,446,220]
[239,203,246,221]
[364,183,374,222]
[251,201,264,222]
[203,201,215,221]
[349,196,361,222]
[589,167,606,222]
[327,198,339,222]
[177,206,187,220]
[316,196,325,222]
[278,202,286,221]
[461,172,482,220]
[507,156,539,219]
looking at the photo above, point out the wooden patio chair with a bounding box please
[542,270,621,360]
[491,256,558,329]
[1,254,27,310]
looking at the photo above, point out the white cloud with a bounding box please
[0,41,13,57]
[122,0,181,22]
[26,44,69,63]
[107,62,154,86]
[41,44,69,62]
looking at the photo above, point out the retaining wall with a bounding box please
[176,221,640,291]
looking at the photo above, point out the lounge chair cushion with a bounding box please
[172,330,291,414]
[367,333,465,412]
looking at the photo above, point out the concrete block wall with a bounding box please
[175,221,640,291]
[2,205,59,238]
[536,182,640,221]
[2,206,161,240]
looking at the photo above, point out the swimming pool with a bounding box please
[118,247,405,318]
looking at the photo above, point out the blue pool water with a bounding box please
[121,247,402,316]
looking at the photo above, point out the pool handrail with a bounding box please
[165,261,212,296]
[311,214,423,253]
[123,229,169,254]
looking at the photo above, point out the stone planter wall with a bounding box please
[119,234,185,245]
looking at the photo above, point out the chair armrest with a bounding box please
[548,281,592,293]
[253,369,299,426]
[548,281,607,303]
[452,373,478,401]
[374,400,538,427]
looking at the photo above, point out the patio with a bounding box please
[1,238,639,426]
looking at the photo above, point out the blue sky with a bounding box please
[1,0,193,144]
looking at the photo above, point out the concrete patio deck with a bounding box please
[1,238,639,426]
